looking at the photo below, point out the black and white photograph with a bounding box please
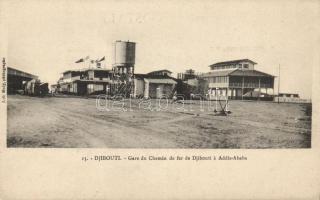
[4,0,314,149]
[1,1,320,200]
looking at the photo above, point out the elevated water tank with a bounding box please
[114,40,136,66]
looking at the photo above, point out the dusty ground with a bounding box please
[7,95,311,148]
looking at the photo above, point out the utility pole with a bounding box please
[278,64,280,104]
[258,78,261,101]
[241,68,244,101]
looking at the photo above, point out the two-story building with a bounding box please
[55,68,113,95]
[200,59,275,100]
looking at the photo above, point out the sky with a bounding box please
[2,0,319,99]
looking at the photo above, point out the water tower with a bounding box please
[113,40,136,82]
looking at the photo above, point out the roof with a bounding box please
[115,40,136,44]
[147,69,172,74]
[230,69,274,77]
[144,78,177,84]
[135,73,177,84]
[83,68,111,72]
[135,73,173,79]
[62,70,79,74]
[200,69,237,77]
[200,69,274,78]
[210,59,257,67]
[8,67,38,79]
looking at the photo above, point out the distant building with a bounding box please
[50,84,58,93]
[274,93,310,103]
[278,93,299,98]
[200,59,275,100]
[175,69,209,99]
[177,69,203,81]
[177,69,201,88]
[184,78,199,87]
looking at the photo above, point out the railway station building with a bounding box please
[200,59,275,100]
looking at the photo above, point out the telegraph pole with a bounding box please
[277,64,280,104]
[241,68,244,101]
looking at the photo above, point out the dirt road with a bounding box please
[7,95,311,148]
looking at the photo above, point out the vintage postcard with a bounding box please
[0,0,319,199]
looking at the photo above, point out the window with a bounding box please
[244,64,249,68]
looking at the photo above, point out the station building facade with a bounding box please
[200,59,275,100]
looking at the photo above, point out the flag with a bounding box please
[75,58,84,63]
[75,56,90,63]
[97,56,105,62]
